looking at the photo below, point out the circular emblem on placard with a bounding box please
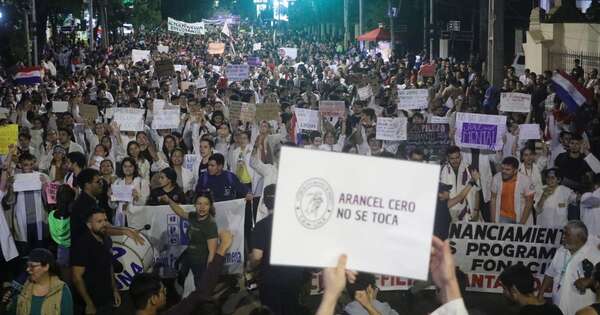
[295,178,334,229]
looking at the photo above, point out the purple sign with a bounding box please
[460,123,498,149]
[248,56,261,66]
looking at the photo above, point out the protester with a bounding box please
[490,157,535,224]
[577,263,600,315]
[344,273,399,315]
[499,263,563,314]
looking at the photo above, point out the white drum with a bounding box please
[111,232,154,291]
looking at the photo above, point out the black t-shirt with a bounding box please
[519,303,563,315]
[70,192,102,245]
[251,215,304,286]
[554,152,591,189]
[71,229,114,306]
[434,199,451,240]
[147,186,187,205]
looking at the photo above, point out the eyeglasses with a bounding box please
[26,263,42,269]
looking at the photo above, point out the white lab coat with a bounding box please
[536,185,576,228]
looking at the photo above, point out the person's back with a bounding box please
[520,303,564,315]
[499,264,564,315]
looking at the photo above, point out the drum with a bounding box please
[111,232,154,291]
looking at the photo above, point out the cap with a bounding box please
[27,248,55,264]
[439,183,453,192]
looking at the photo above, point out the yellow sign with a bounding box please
[0,124,18,155]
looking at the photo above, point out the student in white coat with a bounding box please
[490,156,535,224]
[536,168,577,228]
[109,157,150,227]
[440,146,482,222]
[581,174,600,237]
[169,148,195,195]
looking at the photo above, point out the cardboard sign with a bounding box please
[225,64,250,82]
[294,108,319,131]
[132,49,151,63]
[0,124,18,155]
[52,101,69,113]
[319,101,346,118]
[278,47,298,60]
[455,113,507,151]
[208,43,226,55]
[376,117,408,141]
[518,124,541,140]
[155,60,174,78]
[500,93,531,113]
[271,147,440,279]
[152,109,181,130]
[113,108,146,132]
[228,101,255,122]
[397,89,429,110]
[79,104,99,121]
[255,103,280,122]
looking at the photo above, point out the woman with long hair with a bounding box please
[169,148,195,195]
[147,167,186,205]
[126,141,151,181]
[39,145,69,183]
[109,157,149,227]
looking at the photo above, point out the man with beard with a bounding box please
[71,208,119,315]
[490,157,535,224]
[499,264,563,315]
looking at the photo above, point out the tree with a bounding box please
[131,0,161,29]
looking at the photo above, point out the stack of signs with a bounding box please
[499,93,531,113]
[155,60,174,78]
[397,89,429,110]
[225,64,250,82]
[454,113,507,151]
[397,124,451,162]
[248,56,261,67]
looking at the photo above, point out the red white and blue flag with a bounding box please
[13,67,43,85]
[551,70,592,113]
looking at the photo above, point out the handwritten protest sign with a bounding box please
[52,101,69,113]
[155,60,174,77]
[518,124,541,140]
[449,222,561,295]
[111,184,134,202]
[0,124,18,154]
[167,17,206,35]
[271,147,440,279]
[358,85,373,101]
[294,108,319,131]
[79,104,99,121]
[132,49,151,63]
[255,103,280,122]
[430,116,449,124]
[397,89,429,110]
[208,43,225,55]
[113,108,145,132]
[376,117,407,141]
[240,103,256,122]
[152,109,180,129]
[45,182,60,204]
[500,93,531,113]
[278,47,298,60]
[157,45,169,53]
[14,173,42,192]
[455,113,506,151]
[319,101,346,118]
[397,124,451,162]
[225,64,250,82]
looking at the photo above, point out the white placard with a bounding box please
[279,47,298,60]
[358,85,373,101]
[174,64,187,73]
[183,154,198,172]
[152,99,166,112]
[152,109,181,130]
[430,116,449,124]
[294,108,319,131]
[271,147,440,280]
[196,78,207,89]
[225,64,250,82]
[397,89,429,110]
[454,112,507,151]
[500,93,531,113]
[132,49,151,63]
[113,108,146,132]
[111,184,134,202]
[253,43,262,51]
[52,101,69,113]
[157,45,169,53]
[376,117,408,141]
[14,173,42,192]
[518,124,541,140]
[105,107,114,119]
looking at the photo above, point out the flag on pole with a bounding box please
[222,22,231,37]
[551,70,593,113]
[13,67,44,85]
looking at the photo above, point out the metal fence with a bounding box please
[549,50,600,73]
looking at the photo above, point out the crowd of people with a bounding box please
[0,17,599,315]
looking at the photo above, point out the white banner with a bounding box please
[131,50,151,63]
[113,108,145,132]
[271,147,440,280]
[449,222,562,294]
[225,64,250,82]
[454,112,506,151]
[126,200,246,278]
[397,89,429,110]
[152,109,181,130]
[376,117,408,141]
[294,108,319,131]
[167,17,206,35]
[518,124,541,140]
[500,93,531,113]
